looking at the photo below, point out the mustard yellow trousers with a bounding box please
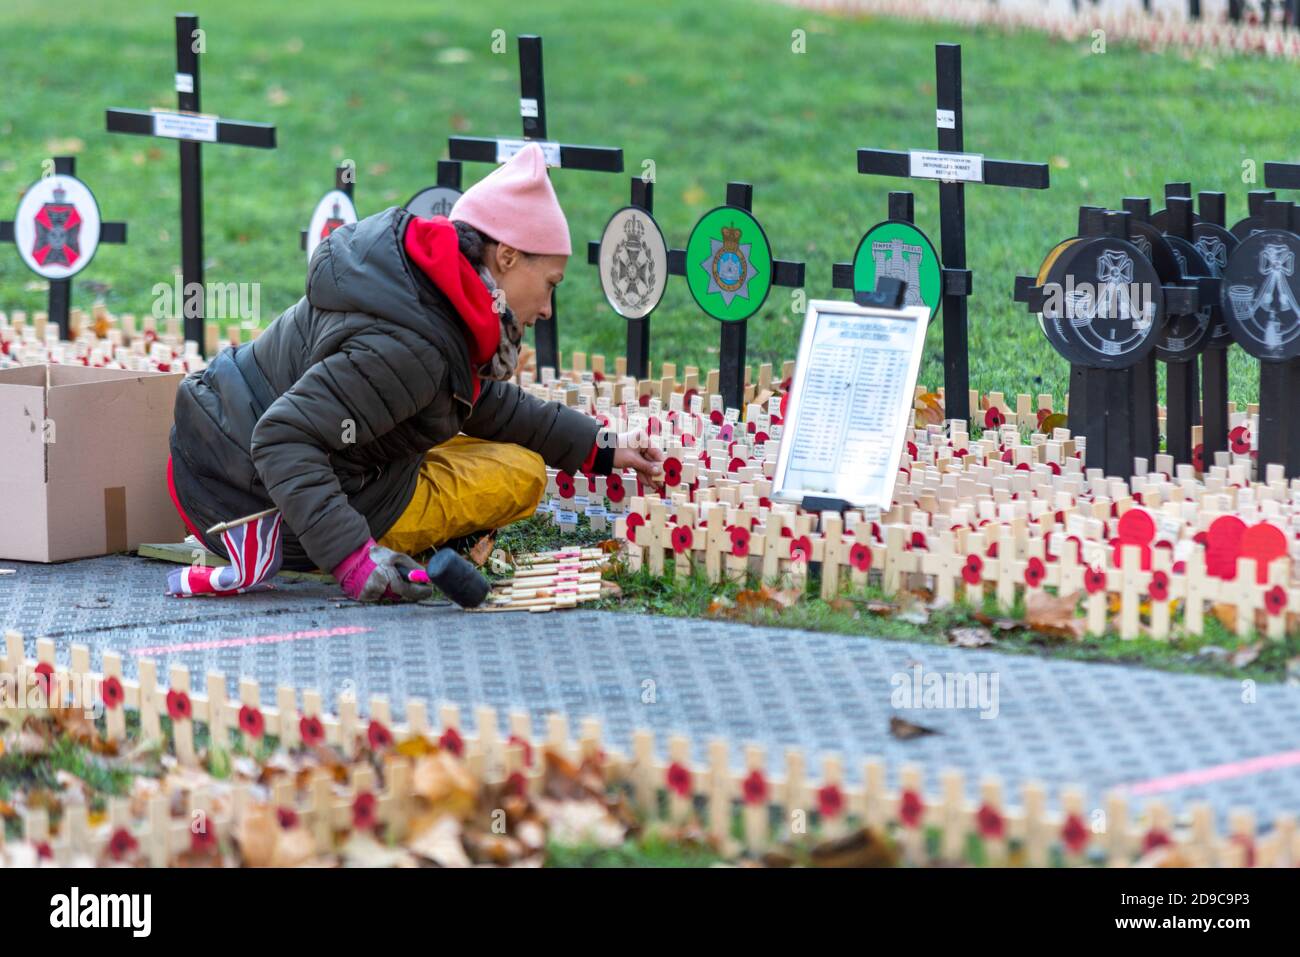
[376,436,546,556]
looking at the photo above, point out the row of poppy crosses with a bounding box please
[0,632,1281,867]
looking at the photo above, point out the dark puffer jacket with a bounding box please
[169,206,599,572]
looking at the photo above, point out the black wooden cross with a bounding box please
[448,34,622,375]
[105,13,276,355]
[856,43,1049,424]
[0,156,127,340]
[301,164,355,251]
[586,176,659,380]
[671,182,805,412]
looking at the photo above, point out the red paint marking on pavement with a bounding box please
[130,625,371,657]
[1124,749,1300,797]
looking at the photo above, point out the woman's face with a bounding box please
[486,244,568,327]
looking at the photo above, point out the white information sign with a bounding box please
[907,149,984,184]
[151,111,218,143]
[772,299,930,510]
[494,138,562,167]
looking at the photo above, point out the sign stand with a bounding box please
[449,34,622,375]
[106,13,276,355]
[856,43,1050,423]
[405,159,464,219]
[0,156,127,340]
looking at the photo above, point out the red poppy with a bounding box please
[910,530,928,551]
[507,733,534,768]
[1148,570,1170,602]
[1229,426,1251,455]
[681,432,696,448]
[789,535,812,563]
[754,430,769,445]
[671,525,694,554]
[758,496,772,509]
[986,541,999,559]
[1023,556,1046,588]
[779,391,789,420]
[1266,585,1288,616]
[849,542,872,573]
[818,784,844,818]
[367,719,393,752]
[35,841,53,861]
[238,704,265,739]
[1084,567,1107,595]
[638,393,651,408]
[166,688,192,722]
[100,675,125,711]
[1192,444,1205,472]
[352,792,378,831]
[625,511,645,543]
[439,726,463,756]
[1141,829,1171,853]
[277,806,300,830]
[1037,408,1051,426]
[976,803,1004,839]
[742,770,768,805]
[709,409,724,426]
[605,473,625,504]
[646,416,662,437]
[662,456,682,487]
[32,662,54,701]
[505,770,529,798]
[191,823,218,855]
[683,387,698,407]
[107,828,138,861]
[906,441,918,461]
[984,407,1005,429]
[555,471,576,499]
[728,525,751,558]
[962,554,984,586]
[1061,813,1089,853]
[899,789,924,828]
[666,762,692,797]
[728,456,745,474]
[299,714,325,747]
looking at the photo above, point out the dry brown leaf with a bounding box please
[914,392,945,428]
[407,814,471,867]
[468,533,495,567]
[809,827,899,867]
[1025,590,1086,640]
[948,626,995,648]
[889,715,939,740]
[234,802,279,867]
[1211,603,1237,632]
[411,751,478,820]
[973,612,1024,632]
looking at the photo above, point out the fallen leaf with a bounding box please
[468,533,495,567]
[411,751,478,820]
[1039,413,1068,434]
[407,813,471,866]
[895,591,930,626]
[339,833,418,868]
[809,827,899,867]
[889,715,939,740]
[1211,604,1237,632]
[948,626,994,648]
[973,612,1024,632]
[1025,590,1086,640]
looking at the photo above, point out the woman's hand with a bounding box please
[612,429,665,486]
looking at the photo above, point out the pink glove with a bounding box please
[332,538,433,603]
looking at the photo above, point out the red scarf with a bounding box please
[403,215,501,402]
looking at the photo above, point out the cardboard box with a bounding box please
[0,364,185,562]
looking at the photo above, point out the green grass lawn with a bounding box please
[2,0,1297,403]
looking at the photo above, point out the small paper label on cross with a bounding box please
[908,149,984,184]
[152,111,218,143]
[936,109,955,129]
[520,97,539,118]
[495,138,561,167]
[175,72,195,94]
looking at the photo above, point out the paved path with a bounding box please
[4,554,1299,829]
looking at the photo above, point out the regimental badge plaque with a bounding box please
[12,173,102,280]
[306,189,358,262]
[851,220,942,319]
[1221,229,1300,361]
[685,205,773,322]
[405,185,462,221]
[598,205,668,320]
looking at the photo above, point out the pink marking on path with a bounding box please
[1123,749,1300,797]
[131,625,372,657]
